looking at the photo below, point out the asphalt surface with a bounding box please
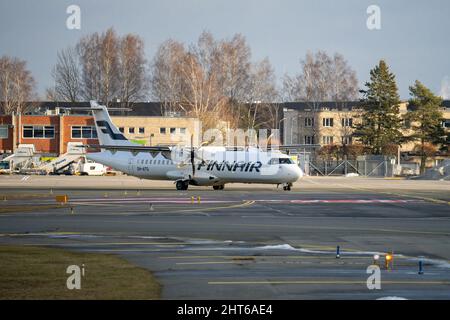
[0,175,449,299]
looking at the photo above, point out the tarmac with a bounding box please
[0,175,449,299]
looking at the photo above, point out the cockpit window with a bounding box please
[268,158,294,165]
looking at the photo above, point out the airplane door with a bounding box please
[128,157,135,174]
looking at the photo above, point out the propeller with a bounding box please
[190,134,195,179]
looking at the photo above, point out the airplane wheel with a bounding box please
[213,185,225,190]
[176,181,188,191]
[283,185,291,191]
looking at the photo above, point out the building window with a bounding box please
[0,125,8,139]
[442,119,450,128]
[342,136,352,145]
[304,135,315,145]
[304,117,314,127]
[160,128,166,134]
[322,118,334,127]
[170,127,176,134]
[119,127,124,133]
[71,126,97,139]
[22,125,55,139]
[322,136,334,145]
[139,127,145,134]
[341,118,353,127]
[128,127,135,134]
[180,127,186,134]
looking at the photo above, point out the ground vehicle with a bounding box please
[0,160,10,174]
[77,161,107,176]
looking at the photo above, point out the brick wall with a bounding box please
[0,115,13,152]
[18,115,60,155]
[60,115,99,153]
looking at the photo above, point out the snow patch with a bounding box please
[377,296,408,300]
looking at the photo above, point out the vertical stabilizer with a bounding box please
[90,101,135,146]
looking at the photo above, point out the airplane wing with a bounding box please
[83,144,172,152]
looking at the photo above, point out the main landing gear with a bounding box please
[282,183,292,191]
[176,180,189,191]
[212,185,225,190]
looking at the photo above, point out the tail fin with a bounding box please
[90,101,135,146]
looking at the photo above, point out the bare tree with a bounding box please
[241,58,279,130]
[118,34,149,108]
[49,47,81,102]
[77,28,120,106]
[282,51,358,143]
[329,53,359,156]
[0,56,36,114]
[150,31,279,131]
[150,39,186,115]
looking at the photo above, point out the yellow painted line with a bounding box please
[208,280,450,285]
[169,200,255,214]
[68,202,131,207]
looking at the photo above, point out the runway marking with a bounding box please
[88,219,450,237]
[164,200,255,214]
[21,242,185,246]
[176,261,238,265]
[250,199,425,204]
[333,182,450,206]
[208,280,450,285]
[289,199,423,204]
[159,255,374,260]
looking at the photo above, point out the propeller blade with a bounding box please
[190,134,195,178]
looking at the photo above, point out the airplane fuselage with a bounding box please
[88,149,302,186]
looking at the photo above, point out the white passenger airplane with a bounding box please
[86,101,303,190]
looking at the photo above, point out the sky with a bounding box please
[0,0,449,100]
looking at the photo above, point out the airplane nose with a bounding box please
[292,165,303,181]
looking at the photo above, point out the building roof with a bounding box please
[282,101,364,111]
[284,100,450,112]
[30,101,166,116]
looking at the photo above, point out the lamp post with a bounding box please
[278,117,287,145]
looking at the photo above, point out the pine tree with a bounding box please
[355,60,403,154]
[406,80,446,173]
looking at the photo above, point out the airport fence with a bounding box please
[307,155,396,177]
